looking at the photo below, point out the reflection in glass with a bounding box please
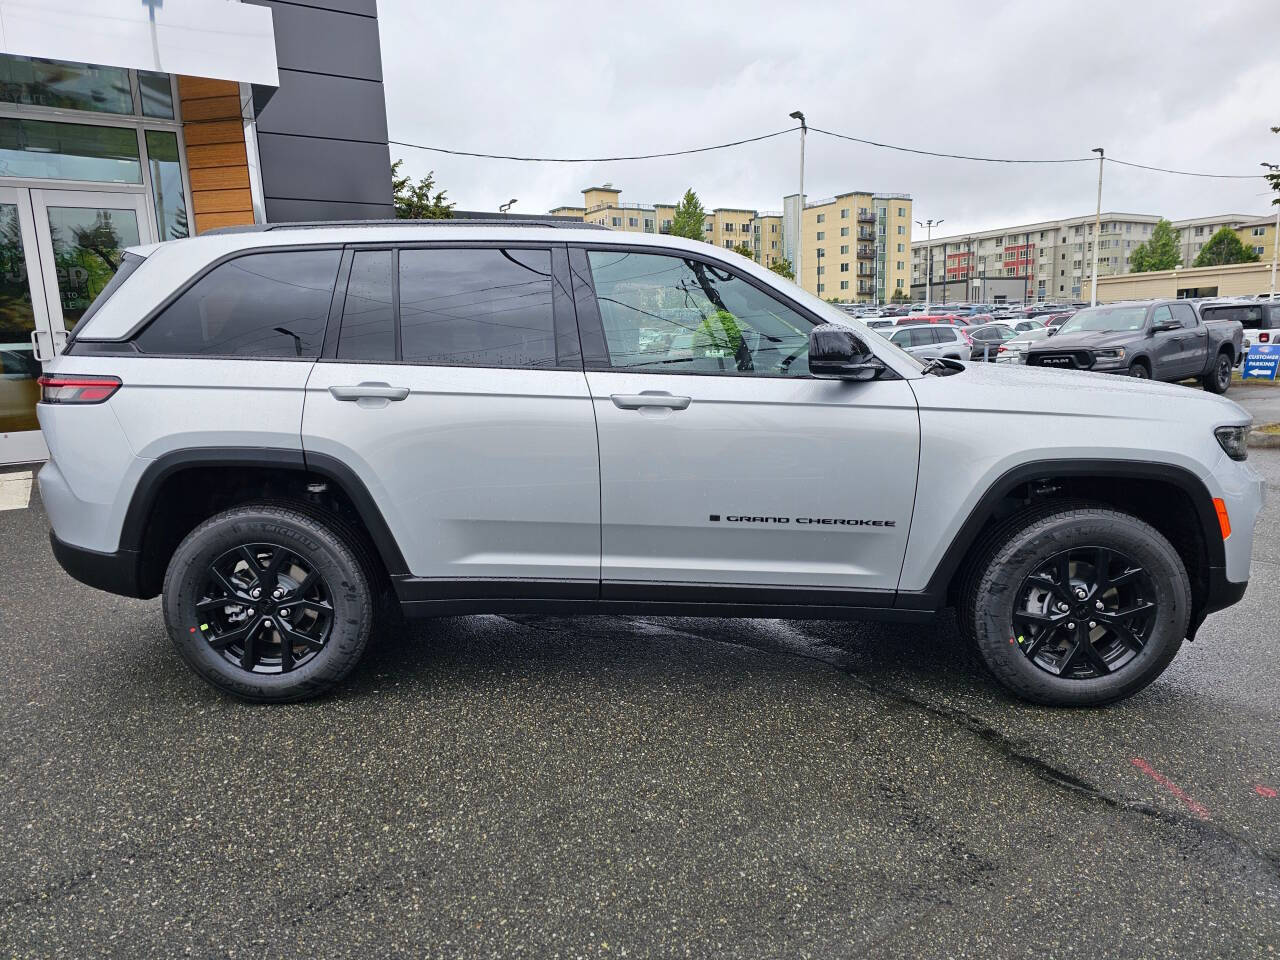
[0,55,132,114]
[0,203,40,433]
[145,131,189,240]
[0,118,141,183]
[138,71,175,119]
[47,206,141,330]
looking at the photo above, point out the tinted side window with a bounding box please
[586,250,815,376]
[1171,303,1197,326]
[337,249,395,361]
[136,250,339,357]
[908,328,933,347]
[1151,305,1173,327]
[399,248,556,368]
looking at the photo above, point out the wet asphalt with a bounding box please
[1,454,1278,959]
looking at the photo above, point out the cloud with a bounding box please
[379,0,1280,240]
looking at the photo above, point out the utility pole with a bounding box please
[916,218,942,309]
[789,111,806,291]
[1090,147,1104,307]
[1265,164,1279,300]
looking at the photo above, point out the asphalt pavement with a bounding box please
[1,454,1278,959]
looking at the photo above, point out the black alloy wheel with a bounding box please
[1129,362,1150,379]
[1210,353,1231,393]
[195,543,333,674]
[1011,546,1156,680]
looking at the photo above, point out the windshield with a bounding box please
[1057,305,1147,334]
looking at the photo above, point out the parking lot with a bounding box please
[1,444,1277,959]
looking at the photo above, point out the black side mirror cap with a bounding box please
[809,324,886,381]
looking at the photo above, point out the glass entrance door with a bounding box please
[0,187,53,465]
[0,188,152,465]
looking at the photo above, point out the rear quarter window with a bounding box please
[134,249,341,358]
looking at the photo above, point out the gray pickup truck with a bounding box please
[1025,299,1244,393]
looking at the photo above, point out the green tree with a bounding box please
[768,257,795,280]
[891,288,909,303]
[667,189,707,241]
[730,242,754,259]
[693,308,744,357]
[1264,126,1279,207]
[1128,218,1181,272]
[1193,226,1261,267]
[391,159,454,219]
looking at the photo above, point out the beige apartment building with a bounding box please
[911,213,1164,302]
[1172,214,1257,265]
[783,191,913,302]
[1236,214,1279,263]
[549,185,786,270]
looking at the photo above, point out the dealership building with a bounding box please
[0,0,394,464]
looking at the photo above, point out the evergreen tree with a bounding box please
[391,160,454,219]
[668,189,708,241]
[768,257,795,280]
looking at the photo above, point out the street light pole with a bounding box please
[789,111,806,290]
[499,199,518,218]
[916,218,942,309]
[1090,147,1104,307]
[1265,164,1279,300]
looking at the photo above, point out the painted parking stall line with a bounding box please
[0,470,33,511]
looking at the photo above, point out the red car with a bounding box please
[895,313,975,327]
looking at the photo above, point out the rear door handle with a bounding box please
[610,392,691,410]
[329,383,409,401]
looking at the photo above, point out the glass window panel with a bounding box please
[399,248,556,368]
[0,118,142,183]
[338,250,395,361]
[586,251,815,376]
[138,71,175,119]
[0,55,132,114]
[47,205,141,329]
[136,250,340,357]
[145,130,188,239]
[0,203,41,433]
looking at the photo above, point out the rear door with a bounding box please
[572,245,919,601]
[301,243,601,595]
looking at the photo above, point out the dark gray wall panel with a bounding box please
[253,69,388,142]
[265,197,393,222]
[257,133,392,204]
[267,0,377,15]
[252,1,383,80]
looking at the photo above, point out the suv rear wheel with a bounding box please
[967,505,1189,707]
[162,504,373,703]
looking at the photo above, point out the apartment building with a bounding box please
[549,185,786,269]
[783,191,913,302]
[910,213,1163,302]
[1172,214,1257,265]
[1235,214,1279,263]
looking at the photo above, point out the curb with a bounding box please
[1248,424,1280,449]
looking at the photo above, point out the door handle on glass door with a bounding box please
[329,383,410,401]
[610,393,692,410]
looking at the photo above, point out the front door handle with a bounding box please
[610,392,692,411]
[329,383,410,401]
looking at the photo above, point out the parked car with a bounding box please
[995,327,1055,364]
[966,322,1020,361]
[1200,300,1280,354]
[887,323,972,361]
[895,313,972,327]
[1025,299,1244,392]
[39,221,1260,708]
[863,318,895,331]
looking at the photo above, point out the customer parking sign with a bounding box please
[1242,344,1280,381]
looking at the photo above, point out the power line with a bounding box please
[809,127,1091,164]
[1104,157,1265,180]
[388,127,800,163]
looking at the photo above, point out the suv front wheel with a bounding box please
[967,505,1190,707]
[162,503,374,703]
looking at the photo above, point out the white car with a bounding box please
[996,327,1055,363]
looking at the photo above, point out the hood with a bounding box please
[1030,329,1138,351]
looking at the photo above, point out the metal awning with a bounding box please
[0,0,279,87]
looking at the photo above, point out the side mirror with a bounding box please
[1150,320,1179,333]
[1046,326,1057,336]
[809,324,885,381]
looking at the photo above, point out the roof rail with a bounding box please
[206,218,610,235]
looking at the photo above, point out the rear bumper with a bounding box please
[49,532,148,599]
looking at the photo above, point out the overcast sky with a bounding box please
[379,0,1279,242]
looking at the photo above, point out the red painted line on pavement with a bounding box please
[1130,757,1211,820]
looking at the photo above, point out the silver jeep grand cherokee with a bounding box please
[37,220,1264,707]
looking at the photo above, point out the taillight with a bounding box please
[38,374,122,404]
[1261,332,1270,343]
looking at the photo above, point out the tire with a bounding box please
[968,505,1190,707]
[1128,361,1150,379]
[162,503,374,703]
[1201,351,1232,394]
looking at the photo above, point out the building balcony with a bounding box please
[857,211,875,223]
[857,229,875,242]
[856,245,875,259]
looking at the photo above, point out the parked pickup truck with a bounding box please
[1025,299,1243,393]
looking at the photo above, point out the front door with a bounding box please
[575,246,920,601]
[0,188,151,465]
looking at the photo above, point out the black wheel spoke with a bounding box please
[291,598,333,617]
[1093,547,1111,594]
[1013,609,1065,628]
[1108,621,1147,653]
[1027,573,1072,605]
[1056,640,1083,676]
[1108,566,1144,589]
[237,546,262,585]
[279,625,295,672]
[210,568,247,601]
[196,595,231,613]
[1055,553,1072,594]
[263,547,287,583]
[1075,632,1113,675]
[240,620,263,670]
[1022,624,1058,658]
[278,617,324,651]
[1101,600,1155,622]
[288,569,320,601]
[207,616,261,651]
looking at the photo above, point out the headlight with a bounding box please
[1094,347,1126,361]
[1215,425,1249,462]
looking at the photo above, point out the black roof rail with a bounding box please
[206,218,610,236]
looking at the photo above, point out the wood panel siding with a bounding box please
[177,76,255,234]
